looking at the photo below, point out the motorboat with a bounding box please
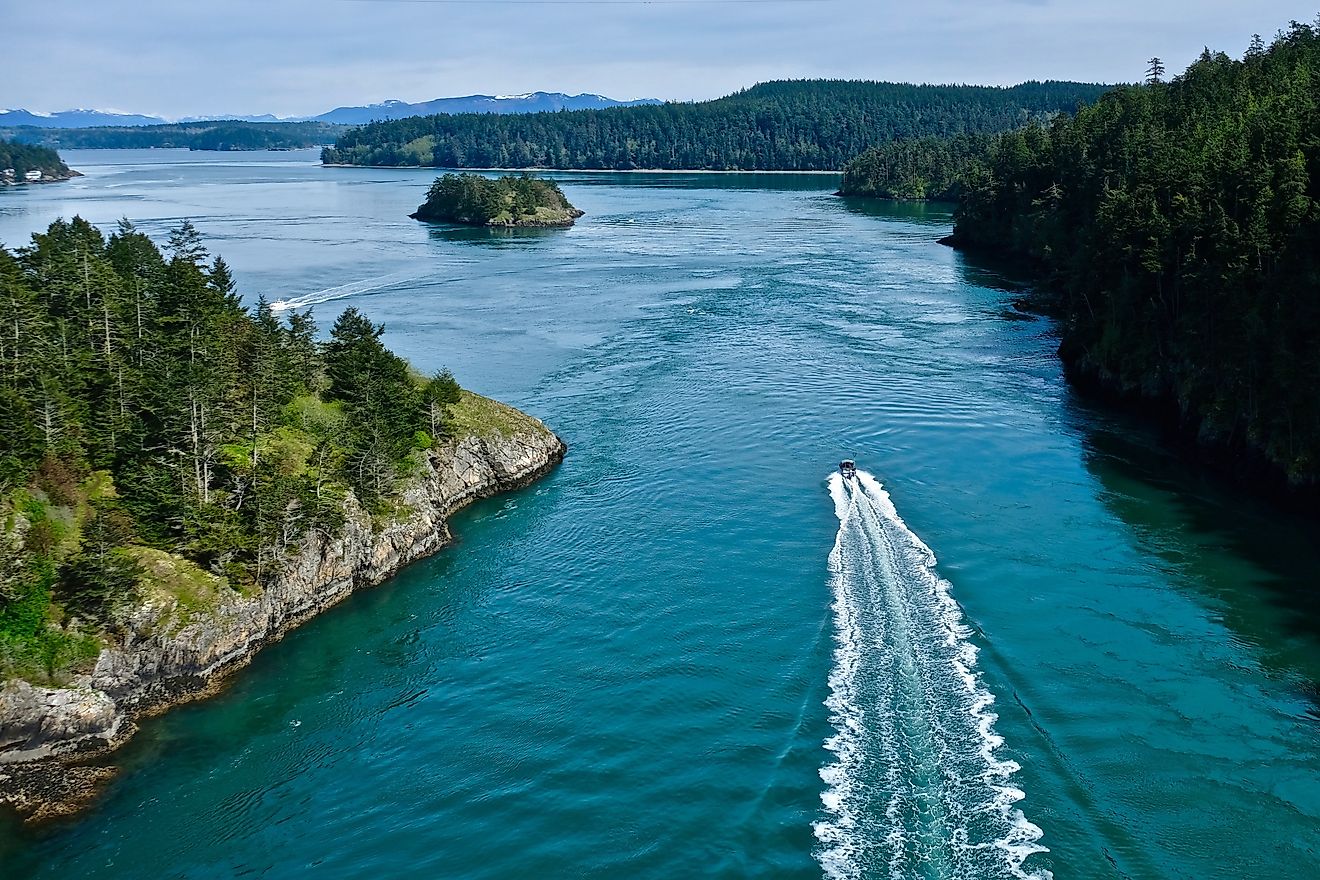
[840,459,857,480]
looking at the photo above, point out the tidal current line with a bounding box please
[815,471,1050,880]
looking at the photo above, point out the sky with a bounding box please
[7,0,1319,118]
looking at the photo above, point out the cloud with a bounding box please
[7,0,1316,116]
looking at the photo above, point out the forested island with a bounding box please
[412,173,583,226]
[0,218,564,818]
[881,22,1320,501]
[0,139,79,184]
[321,79,1111,171]
[1,121,347,152]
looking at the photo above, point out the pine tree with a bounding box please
[422,369,461,438]
[284,309,320,391]
[1,216,462,674]
[166,220,207,266]
[952,20,1320,490]
[324,308,424,503]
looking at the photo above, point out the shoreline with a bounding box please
[944,234,1320,516]
[0,396,566,823]
[410,209,584,229]
[323,163,841,174]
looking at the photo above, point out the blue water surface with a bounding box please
[1,151,1317,879]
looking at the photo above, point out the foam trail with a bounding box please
[269,270,423,312]
[814,470,1051,880]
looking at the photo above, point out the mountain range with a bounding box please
[0,93,663,129]
[0,108,168,128]
[313,92,661,124]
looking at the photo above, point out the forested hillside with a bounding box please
[837,134,995,200]
[321,79,1111,171]
[3,121,347,151]
[949,22,1320,492]
[0,219,461,679]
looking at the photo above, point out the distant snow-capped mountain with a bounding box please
[1,92,663,130]
[310,92,662,124]
[0,108,168,128]
[176,114,284,124]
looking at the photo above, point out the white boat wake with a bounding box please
[269,270,424,313]
[815,470,1050,880]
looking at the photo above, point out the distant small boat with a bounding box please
[840,459,856,480]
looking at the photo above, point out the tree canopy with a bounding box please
[411,173,581,226]
[837,134,996,200]
[322,79,1111,171]
[0,139,70,179]
[1,122,348,152]
[948,21,1320,491]
[0,218,459,680]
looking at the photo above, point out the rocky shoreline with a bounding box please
[484,207,585,228]
[409,205,584,228]
[0,412,565,823]
[0,169,82,186]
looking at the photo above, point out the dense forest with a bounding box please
[837,134,995,200]
[948,22,1320,492]
[0,139,74,181]
[1,121,348,151]
[321,80,1111,171]
[411,173,582,226]
[0,218,461,679]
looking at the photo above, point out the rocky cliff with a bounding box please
[0,407,564,821]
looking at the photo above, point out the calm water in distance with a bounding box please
[0,150,1317,878]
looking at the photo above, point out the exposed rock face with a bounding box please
[0,683,121,759]
[0,424,564,820]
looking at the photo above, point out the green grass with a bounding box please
[446,390,549,440]
[129,547,235,631]
[0,624,102,684]
[1,392,551,683]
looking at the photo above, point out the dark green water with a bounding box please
[1,151,1317,878]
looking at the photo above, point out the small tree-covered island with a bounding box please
[0,218,565,821]
[411,173,584,227]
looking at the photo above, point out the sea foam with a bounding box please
[814,471,1051,880]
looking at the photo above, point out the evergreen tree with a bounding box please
[950,20,1320,491]
[323,80,1112,172]
[0,138,70,179]
[324,308,424,504]
[166,220,207,266]
[0,217,463,678]
[422,369,462,438]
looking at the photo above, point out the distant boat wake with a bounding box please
[269,270,423,313]
[815,470,1050,880]
[267,261,538,313]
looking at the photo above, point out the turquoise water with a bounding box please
[1,151,1318,878]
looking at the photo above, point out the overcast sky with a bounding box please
[8,1,1318,117]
